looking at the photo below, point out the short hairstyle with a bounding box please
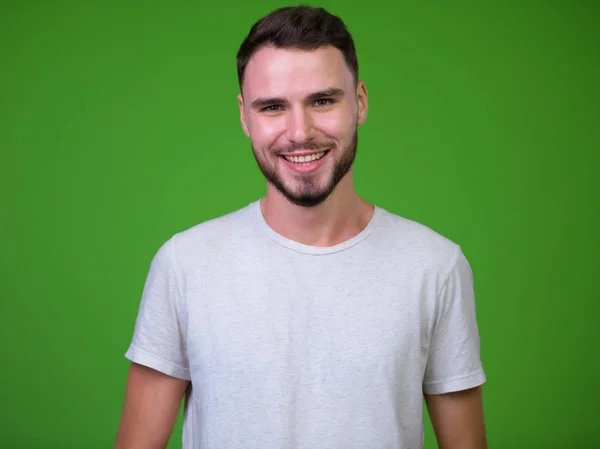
[236,5,359,92]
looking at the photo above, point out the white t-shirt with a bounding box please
[125,200,486,449]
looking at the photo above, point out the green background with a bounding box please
[1,1,598,448]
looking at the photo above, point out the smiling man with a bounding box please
[115,6,488,449]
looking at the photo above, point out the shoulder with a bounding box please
[176,200,256,248]
[160,201,258,268]
[178,203,253,242]
[373,206,463,274]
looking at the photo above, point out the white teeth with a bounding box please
[283,151,326,163]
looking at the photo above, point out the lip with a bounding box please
[279,150,329,174]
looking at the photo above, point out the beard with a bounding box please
[251,130,358,208]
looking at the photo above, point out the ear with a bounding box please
[356,81,368,125]
[238,93,250,138]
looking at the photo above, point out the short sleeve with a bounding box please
[124,235,190,380]
[423,250,486,394]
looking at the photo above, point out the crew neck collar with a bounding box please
[251,200,382,255]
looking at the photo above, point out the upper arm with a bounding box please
[423,250,486,395]
[422,250,488,447]
[114,362,190,449]
[424,386,487,449]
[116,235,191,448]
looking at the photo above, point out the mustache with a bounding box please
[274,141,335,154]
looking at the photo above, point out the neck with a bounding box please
[260,173,375,247]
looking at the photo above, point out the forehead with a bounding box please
[242,45,353,99]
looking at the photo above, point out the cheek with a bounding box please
[318,109,355,141]
[249,117,285,148]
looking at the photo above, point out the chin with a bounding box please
[284,193,330,208]
[282,184,334,208]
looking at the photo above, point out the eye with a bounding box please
[261,105,282,112]
[313,98,334,107]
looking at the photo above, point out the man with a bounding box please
[114,5,487,449]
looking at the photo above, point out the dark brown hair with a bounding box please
[236,5,359,92]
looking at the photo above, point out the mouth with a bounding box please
[279,150,330,174]
[280,150,329,165]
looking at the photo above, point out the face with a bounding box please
[238,45,368,207]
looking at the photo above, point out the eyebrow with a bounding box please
[249,88,346,110]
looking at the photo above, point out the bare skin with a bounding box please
[114,363,189,449]
[238,45,373,247]
[425,386,488,449]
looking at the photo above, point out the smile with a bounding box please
[282,151,328,164]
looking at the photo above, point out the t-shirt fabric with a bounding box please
[125,200,486,449]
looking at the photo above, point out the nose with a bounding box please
[286,107,315,144]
